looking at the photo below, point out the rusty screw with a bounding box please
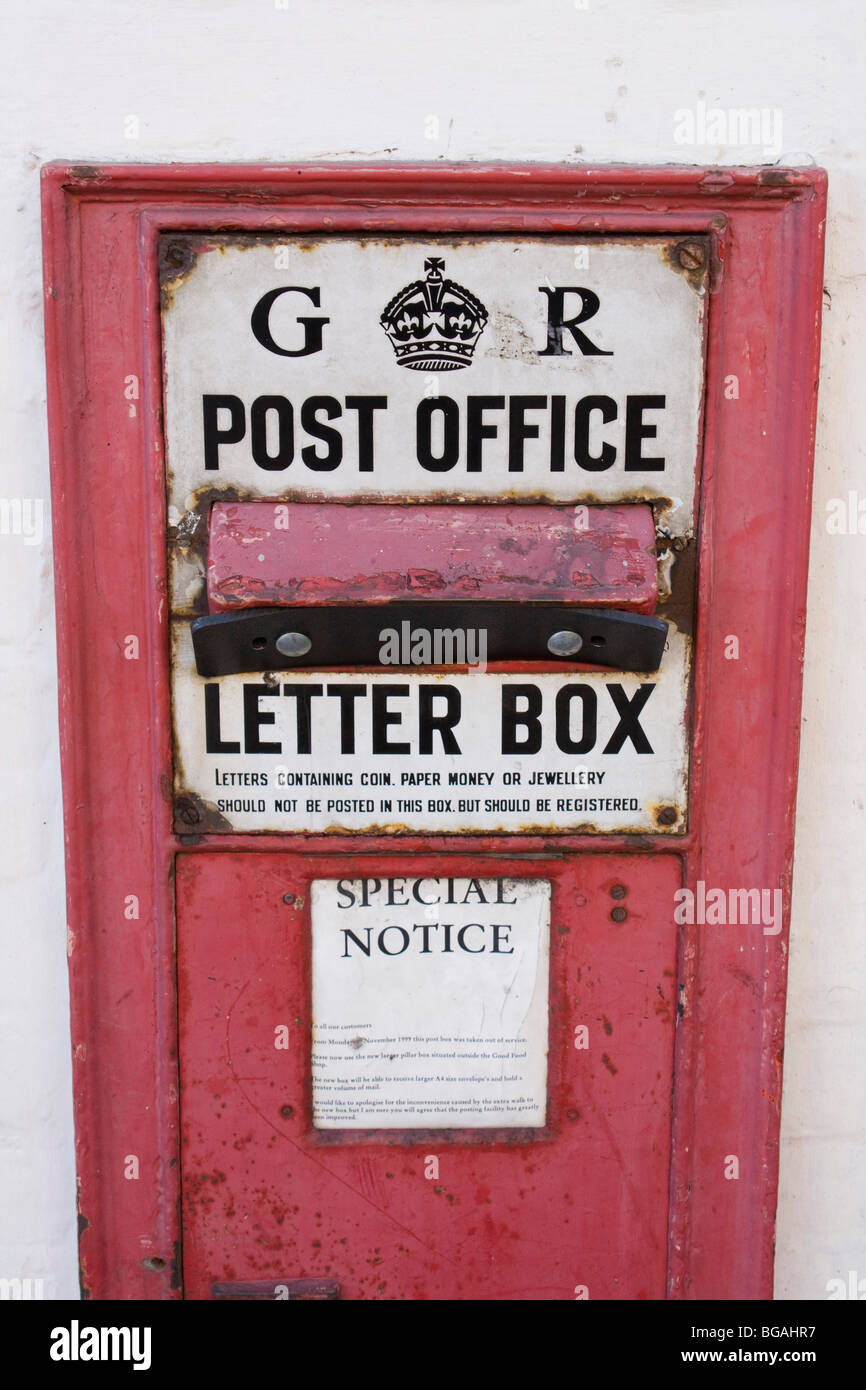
[656,806,679,826]
[677,242,705,271]
[175,797,200,826]
[610,907,628,923]
[610,884,627,900]
[165,242,187,268]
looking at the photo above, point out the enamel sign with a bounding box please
[162,235,704,835]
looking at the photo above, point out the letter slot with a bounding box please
[191,501,667,675]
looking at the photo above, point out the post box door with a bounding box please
[178,850,680,1301]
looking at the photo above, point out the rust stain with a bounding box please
[661,238,710,294]
[756,167,802,187]
[159,235,212,308]
[729,965,760,996]
[173,790,234,835]
[67,164,105,182]
[77,1196,91,1300]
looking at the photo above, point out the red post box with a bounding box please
[42,163,826,1300]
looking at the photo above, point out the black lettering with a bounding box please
[537,287,613,357]
[574,396,617,471]
[204,683,240,753]
[378,926,410,955]
[555,684,598,753]
[457,923,485,953]
[419,684,462,754]
[624,395,666,471]
[411,923,438,952]
[251,395,293,471]
[549,394,566,472]
[412,878,440,905]
[250,286,328,357]
[341,927,371,957]
[386,879,409,906]
[345,396,387,473]
[372,684,411,754]
[202,394,245,471]
[502,684,542,754]
[461,878,488,904]
[508,396,546,472]
[416,397,459,471]
[243,683,282,754]
[336,880,356,908]
[300,396,342,470]
[603,683,655,753]
[467,396,505,472]
[360,879,381,907]
[280,684,324,754]
[491,924,514,954]
[326,684,367,754]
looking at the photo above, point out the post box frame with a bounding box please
[41,161,826,1300]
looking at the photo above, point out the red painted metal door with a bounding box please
[178,850,680,1300]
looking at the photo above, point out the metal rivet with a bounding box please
[677,242,705,271]
[175,797,200,826]
[610,907,628,923]
[610,884,627,900]
[656,805,678,826]
[282,893,295,905]
[275,631,312,658]
[280,1104,294,1119]
[547,630,583,657]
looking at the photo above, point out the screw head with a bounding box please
[547,629,583,657]
[275,631,312,658]
[610,906,628,924]
[677,242,705,271]
[610,883,627,900]
[656,805,679,826]
[175,797,200,826]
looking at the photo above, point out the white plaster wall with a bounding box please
[0,0,862,1300]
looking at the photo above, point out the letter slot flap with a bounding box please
[191,502,667,675]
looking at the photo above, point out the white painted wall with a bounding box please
[0,0,862,1300]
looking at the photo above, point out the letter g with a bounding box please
[251,287,329,357]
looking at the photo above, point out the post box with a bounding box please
[42,163,826,1300]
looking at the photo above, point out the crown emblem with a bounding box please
[380,258,488,370]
